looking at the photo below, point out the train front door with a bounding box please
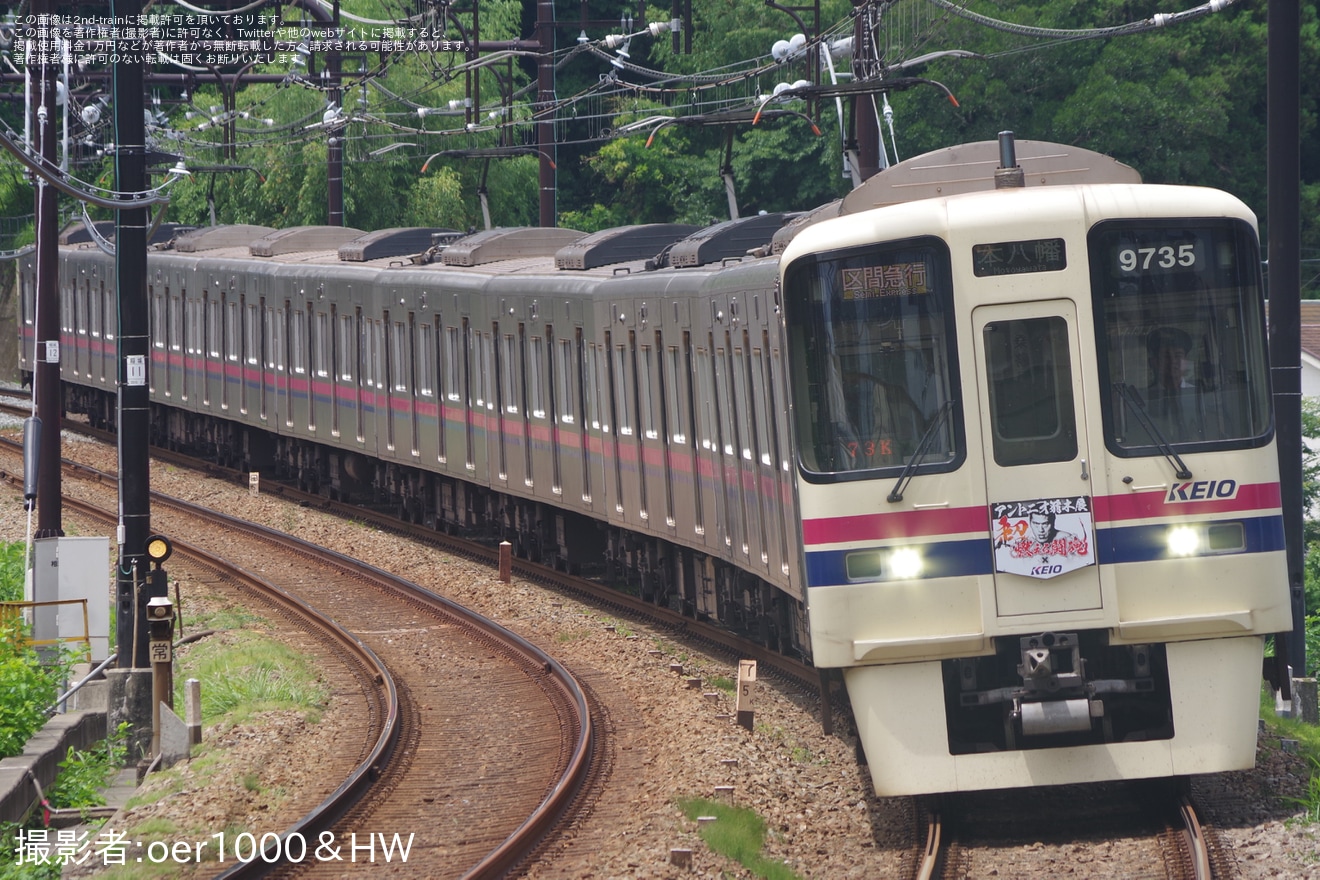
[971,300,1103,618]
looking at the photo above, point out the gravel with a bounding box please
[3,427,1318,878]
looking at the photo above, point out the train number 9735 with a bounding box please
[1117,244,1196,272]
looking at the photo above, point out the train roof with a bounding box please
[58,139,1146,277]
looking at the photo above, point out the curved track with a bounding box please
[0,433,599,878]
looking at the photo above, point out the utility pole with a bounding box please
[32,0,62,539]
[107,0,160,762]
[327,1,344,225]
[1267,0,1305,685]
[537,0,556,227]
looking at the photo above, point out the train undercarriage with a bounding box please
[62,381,809,660]
[942,630,1175,754]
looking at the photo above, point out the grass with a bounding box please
[175,630,328,723]
[1262,685,1320,822]
[678,797,802,880]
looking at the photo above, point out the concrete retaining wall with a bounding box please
[0,711,106,825]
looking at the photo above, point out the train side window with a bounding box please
[151,288,166,350]
[639,344,657,440]
[444,326,462,401]
[89,282,100,339]
[529,334,546,419]
[555,338,575,425]
[613,342,633,436]
[416,322,433,396]
[982,317,1078,466]
[20,269,31,326]
[207,297,221,359]
[315,312,331,378]
[391,320,408,392]
[170,293,183,354]
[584,343,602,431]
[500,332,519,414]
[664,345,686,445]
[337,314,354,381]
[245,304,260,366]
[101,283,112,342]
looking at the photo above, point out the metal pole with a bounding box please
[327,2,343,226]
[851,0,880,181]
[537,0,556,227]
[112,0,153,670]
[1267,0,1305,680]
[33,0,62,540]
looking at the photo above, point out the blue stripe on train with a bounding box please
[803,514,1285,587]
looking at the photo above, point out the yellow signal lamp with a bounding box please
[146,534,173,566]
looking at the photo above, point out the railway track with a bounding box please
[0,399,1253,876]
[0,397,827,700]
[0,432,599,878]
[908,782,1232,880]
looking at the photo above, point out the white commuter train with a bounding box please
[22,137,1291,795]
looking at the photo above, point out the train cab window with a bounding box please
[983,318,1078,466]
[1090,220,1271,454]
[782,237,961,480]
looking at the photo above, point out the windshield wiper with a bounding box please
[1113,382,1192,480]
[888,400,952,503]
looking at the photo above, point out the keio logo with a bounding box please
[1166,479,1238,503]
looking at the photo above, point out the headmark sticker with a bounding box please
[990,496,1094,579]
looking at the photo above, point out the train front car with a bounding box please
[779,183,1292,795]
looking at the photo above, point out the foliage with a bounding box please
[46,723,129,814]
[1301,398,1320,676]
[0,542,25,603]
[1293,754,1320,823]
[0,617,60,759]
[0,544,60,760]
[678,797,801,880]
[0,823,62,880]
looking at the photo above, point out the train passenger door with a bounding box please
[972,301,1102,618]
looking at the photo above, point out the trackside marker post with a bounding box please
[736,659,756,731]
[498,541,512,582]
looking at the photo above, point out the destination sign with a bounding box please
[972,238,1067,277]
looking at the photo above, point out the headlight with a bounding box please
[1167,526,1200,557]
[889,547,924,579]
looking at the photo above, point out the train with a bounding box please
[19,136,1293,795]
